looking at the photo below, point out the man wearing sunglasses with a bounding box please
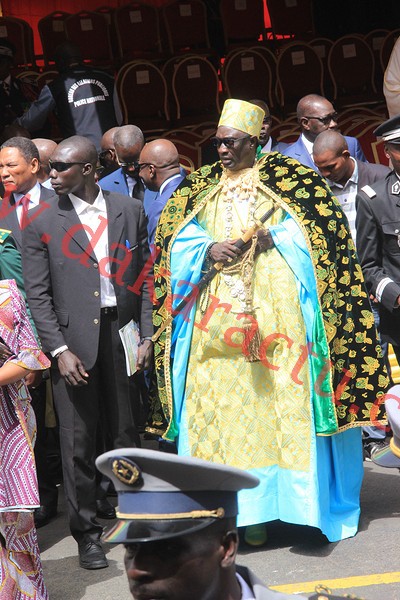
[285,94,366,170]
[100,125,146,201]
[21,135,153,570]
[151,99,387,549]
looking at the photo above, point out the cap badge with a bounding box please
[112,458,141,485]
[392,180,400,195]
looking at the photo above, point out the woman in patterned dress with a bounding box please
[0,279,50,599]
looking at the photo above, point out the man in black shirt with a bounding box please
[18,42,122,151]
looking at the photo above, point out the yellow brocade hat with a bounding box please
[218,99,265,138]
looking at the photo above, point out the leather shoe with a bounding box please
[96,498,116,519]
[78,540,108,570]
[34,505,58,529]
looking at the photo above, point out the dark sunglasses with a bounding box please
[118,160,139,169]
[210,135,250,148]
[49,160,87,172]
[304,112,338,126]
[98,149,113,160]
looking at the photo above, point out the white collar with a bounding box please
[301,133,314,156]
[159,173,182,195]
[69,186,106,214]
[14,181,41,205]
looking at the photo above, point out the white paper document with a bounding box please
[119,319,141,376]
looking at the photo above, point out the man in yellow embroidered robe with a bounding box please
[151,100,389,542]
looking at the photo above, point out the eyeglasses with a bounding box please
[137,162,174,171]
[118,160,139,169]
[210,135,250,148]
[304,112,338,126]
[137,162,152,171]
[98,149,113,160]
[48,160,87,172]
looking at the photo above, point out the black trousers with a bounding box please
[52,311,140,544]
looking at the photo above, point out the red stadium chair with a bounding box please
[116,60,170,133]
[38,12,70,67]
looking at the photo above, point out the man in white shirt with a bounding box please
[313,130,389,242]
[22,135,153,570]
[313,129,390,457]
[0,136,55,250]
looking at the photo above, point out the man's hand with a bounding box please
[137,340,153,372]
[370,293,379,304]
[239,228,274,255]
[209,240,241,264]
[255,229,274,253]
[57,350,89,386]
[0,341,12,361]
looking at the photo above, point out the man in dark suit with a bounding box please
[139,139,185,245]
[22,135,153,570]
[313,129,390,242]
[100,124,146,199]
[285,94,366,169]
[0,136,55,251]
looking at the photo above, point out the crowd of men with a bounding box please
[1,34,400,600]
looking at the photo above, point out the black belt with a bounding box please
[101,306,118,316]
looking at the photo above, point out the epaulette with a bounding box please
[0,228,12,244]
[360,184,376,198]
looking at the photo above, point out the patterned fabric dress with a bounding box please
[0,279,50,600]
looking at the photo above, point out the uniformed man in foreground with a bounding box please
[96,449,370,600]
[96,448,307,600]
[356,114,400,372]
